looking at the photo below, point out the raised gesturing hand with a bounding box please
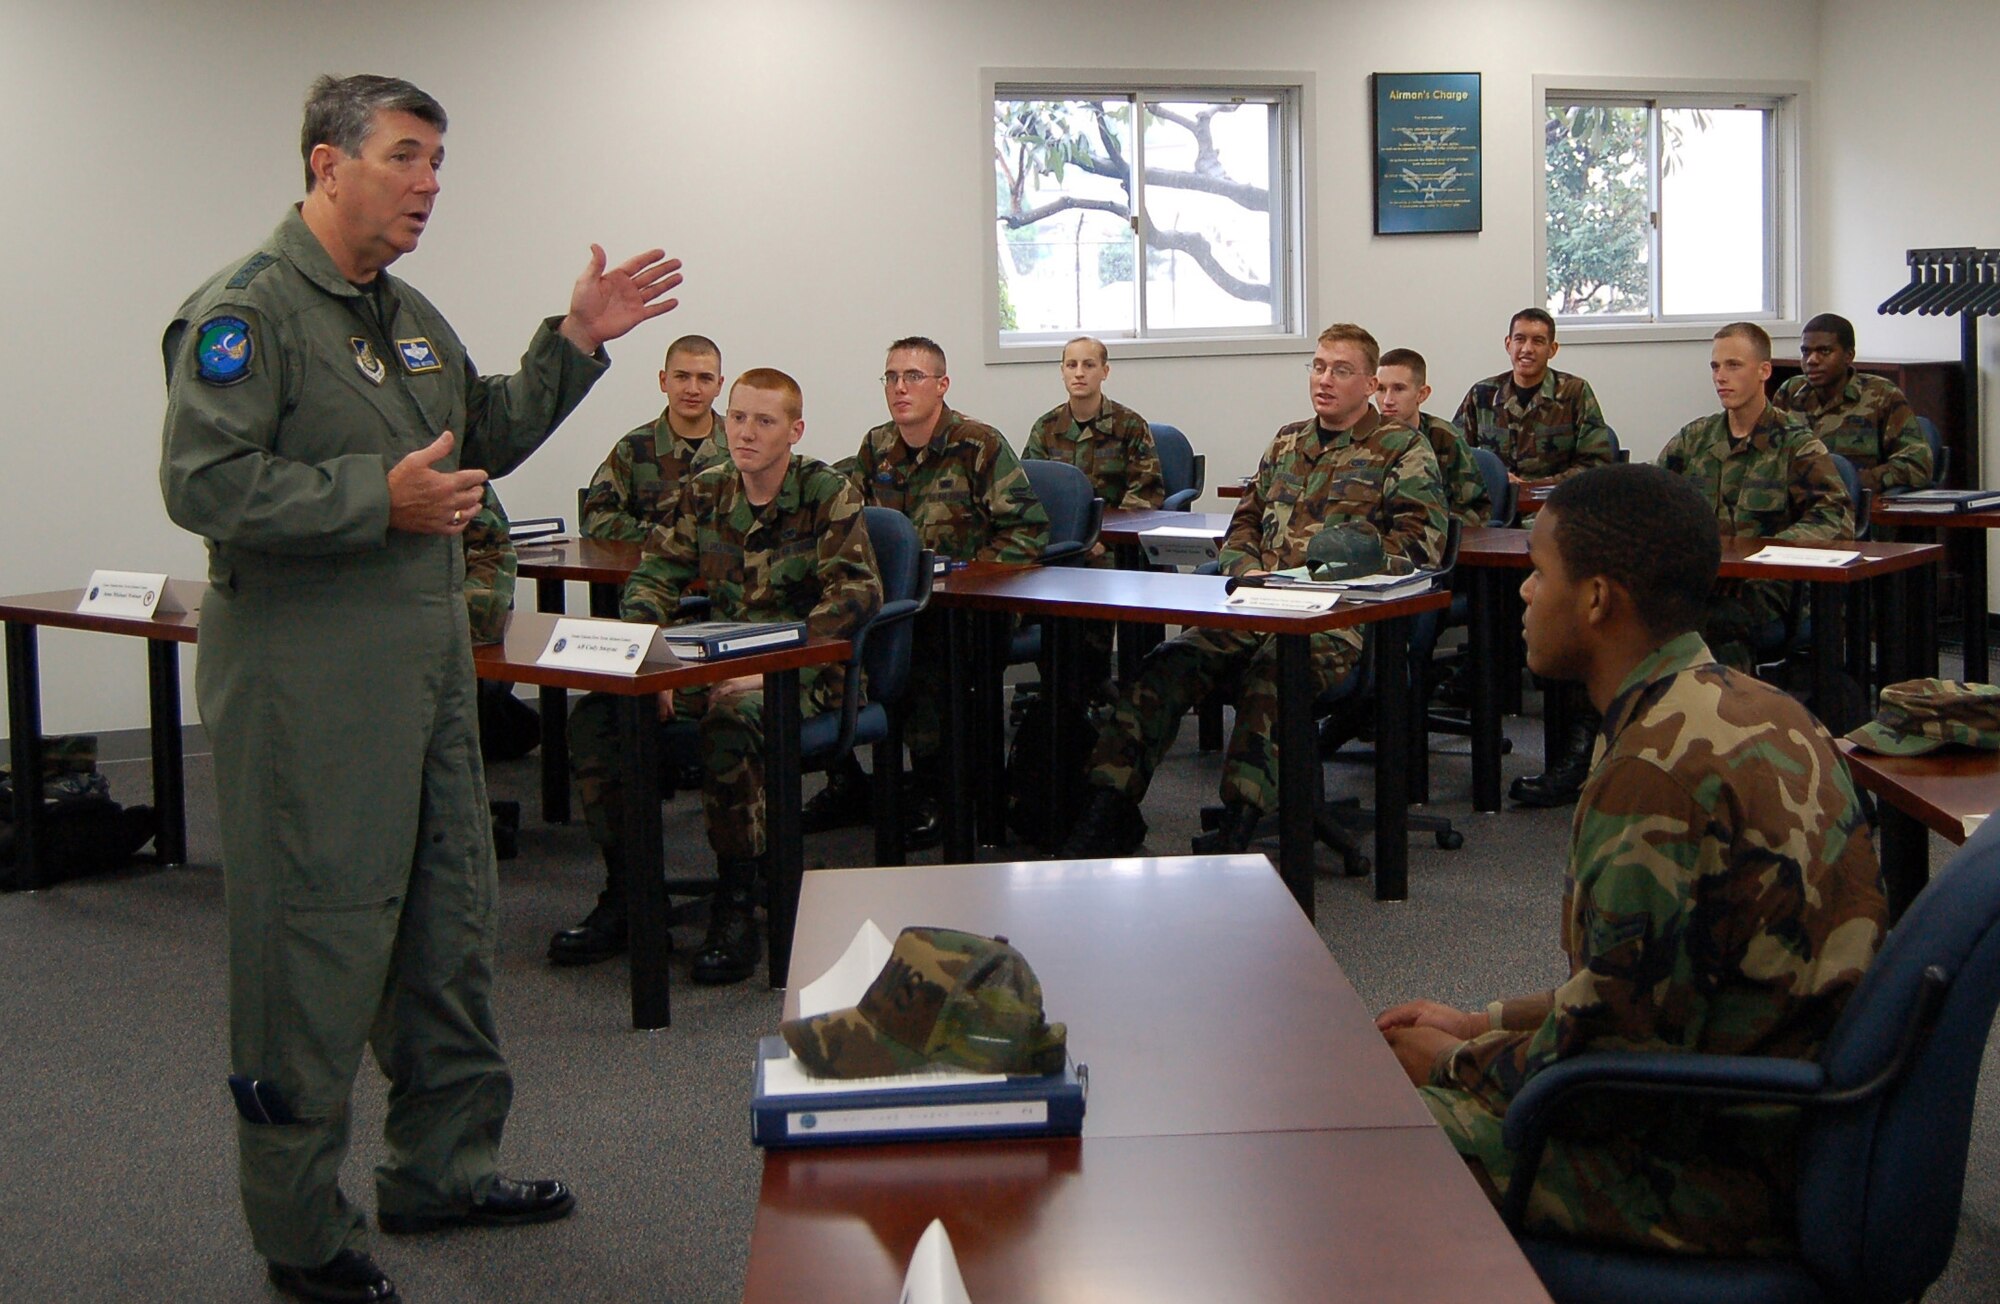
[558,245,684,355]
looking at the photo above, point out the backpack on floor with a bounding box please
[0,735,157,891]
[1005,693,1097,851]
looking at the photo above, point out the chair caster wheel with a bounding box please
[1436,830,1465,851]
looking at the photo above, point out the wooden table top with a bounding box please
[782,857,1433,1138]
[472,609,848,695]
[511,535,644,583]
[1098,507,1234,542]
[1871,503,2000,530]
[1459,526,1943,582]
[1839,739,2000,844]
[931,562,1449,634]
[0,582,206,642]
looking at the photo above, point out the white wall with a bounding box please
[0,0,1906,737]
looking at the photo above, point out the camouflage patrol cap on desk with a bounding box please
[1305,523,1386,581]
[1845,679,2000,755]
[778,927,1068,1079]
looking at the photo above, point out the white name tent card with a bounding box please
[1744,546,1861,568]
[76,570,186,619]
[899,1219,974,1304]
[535,617,675,675]
[1139,525,1223,568]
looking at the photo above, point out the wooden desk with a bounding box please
[512,536,645,821]
[1838,738,2000,921]
[475,611,849,1027]
[1218,479,1248,499]
[1,582,205,886]
[1871,501,1999,684]
[932,565,1450,913]
[1458,529,1944,811]
[743,858,1551,1303]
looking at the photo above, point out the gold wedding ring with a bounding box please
[452,510,462,524]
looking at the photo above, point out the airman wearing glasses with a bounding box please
[809,337,1049,846]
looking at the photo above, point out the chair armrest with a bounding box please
[1191,453,1207,495]
[676,593,712,619]
[1039,541,1091,566]
[1162,488,1199,512]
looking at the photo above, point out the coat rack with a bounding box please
[1878,247,1996,486]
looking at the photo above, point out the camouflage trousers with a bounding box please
[1705,578,1795,671]
[569,665,844,865]
[1084,624,1361,812]
[1418,1083,1797,1257]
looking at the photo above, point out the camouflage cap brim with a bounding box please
[1844,720,1950,756]
[778,1007,933,1080]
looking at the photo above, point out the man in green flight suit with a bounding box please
[806,336,1049,847]
[1658,321,1852,671]
[1379,463,1884,1256]
[578,334,731,540]
[563,369,881,983]
[1062,323,1448,857]
[1771,312,1932,495]
[159,74,682,1304]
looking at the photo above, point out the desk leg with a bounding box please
[588,581,620,620]
[1045,616,1079,837]
[765,668,803,989]
[146,640,187,867]
[1276,633,1315,921]
[1812,583,1854,733]
[1112,542,1163,682]
[1469,570,1502,813]
[1880,803,1929,925]
[943,610,975,863]
[1960,528,1989,684]
[616,696,670,1030]
[978,615,1008,846]
[5,621,47,889]
[1373,616,1413,903]
[1915,556,1940,679]
[534,576,570,824]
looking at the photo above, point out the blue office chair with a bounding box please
[1917,415,1948,488]
[1750,454,1870,679]
[1500,813,2000,1304]
[1008,460,1107,672]
[796,507,933,866]
[1606,426,1629,464]
[1471,447,1518,528]
[1150,423,1206,512]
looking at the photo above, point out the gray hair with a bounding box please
[300,74,447,191]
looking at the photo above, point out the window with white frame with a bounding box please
[1540,86,1797,328]
[991,76,1307,355]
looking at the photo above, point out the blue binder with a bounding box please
[658,620,806,660]
[750,1035,1087,1149]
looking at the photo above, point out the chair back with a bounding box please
[1795,815,2000,1302]
[1470,447,1517,527]
[856,507,931,707]
[1605,427,1628,463]
[1916,416,1947,487]
[1151,423,1205,511]
[1022,459,1104,565]
[1829,453,1870,540]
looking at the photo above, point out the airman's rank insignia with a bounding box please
[351,337,386,385]
[196,315,253,386]
[396,337,442,373]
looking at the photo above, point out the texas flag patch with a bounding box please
[397,337,442,373]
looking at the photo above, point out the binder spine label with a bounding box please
[787,1100,1050,1137]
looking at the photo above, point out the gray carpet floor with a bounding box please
[3,676,1997,1303]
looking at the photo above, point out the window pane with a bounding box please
[1141,100,1278,331]
[994,98,1138,337]
[1544,104,1651,318]
[1658,107,1768,317]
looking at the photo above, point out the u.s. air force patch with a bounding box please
[397,337,442,373]
[351,337,387,385]
[195,316,253,386]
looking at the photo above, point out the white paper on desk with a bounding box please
[1744,546,1861,567]
[1965,814,1988,839]
[797,919,896,1017]
[536,616,673,675]
[900,1219,974,1304]
[76,570,185,619]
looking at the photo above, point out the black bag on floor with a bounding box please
[478,682,543,762]
[0,735,158,890]
[1005,694,1096,851]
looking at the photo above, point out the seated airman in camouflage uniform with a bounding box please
[1024,335,1166,692]
[806,335,1049,847]
[1658,321,1852,672]
[578,334,730,540]
[1061,323,1448,858]
[1379,463,1886,1256]
[557,369,882,983]
[1771,312,1932,495]
[1376,347,1490,530]
[460,485,515,646]
[1453,307,1614,489]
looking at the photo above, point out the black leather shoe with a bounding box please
[1317,695,1374,758]
[1191,801,1263,854]
[268,1249,398,1302]
[801,760,871,833]
[902,794,943,851]
[1508,708,1600,808]
[378,1176,576,1235]
[691,886,762,985]
[547,893,628,966]
[1058,789,1147,858]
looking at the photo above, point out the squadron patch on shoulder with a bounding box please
[396,337,442,374]
[351,337,387,385]
[195,316,253,386]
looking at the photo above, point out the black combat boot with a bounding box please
[1191,800,1263,854]
[801,754,871,833]
[691,865,763,986]
[1509,703,1602,808]
[903,762,944,852]
[1058,788,1148,858]
[547,845,630,966]
[1316,693,1374,757]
